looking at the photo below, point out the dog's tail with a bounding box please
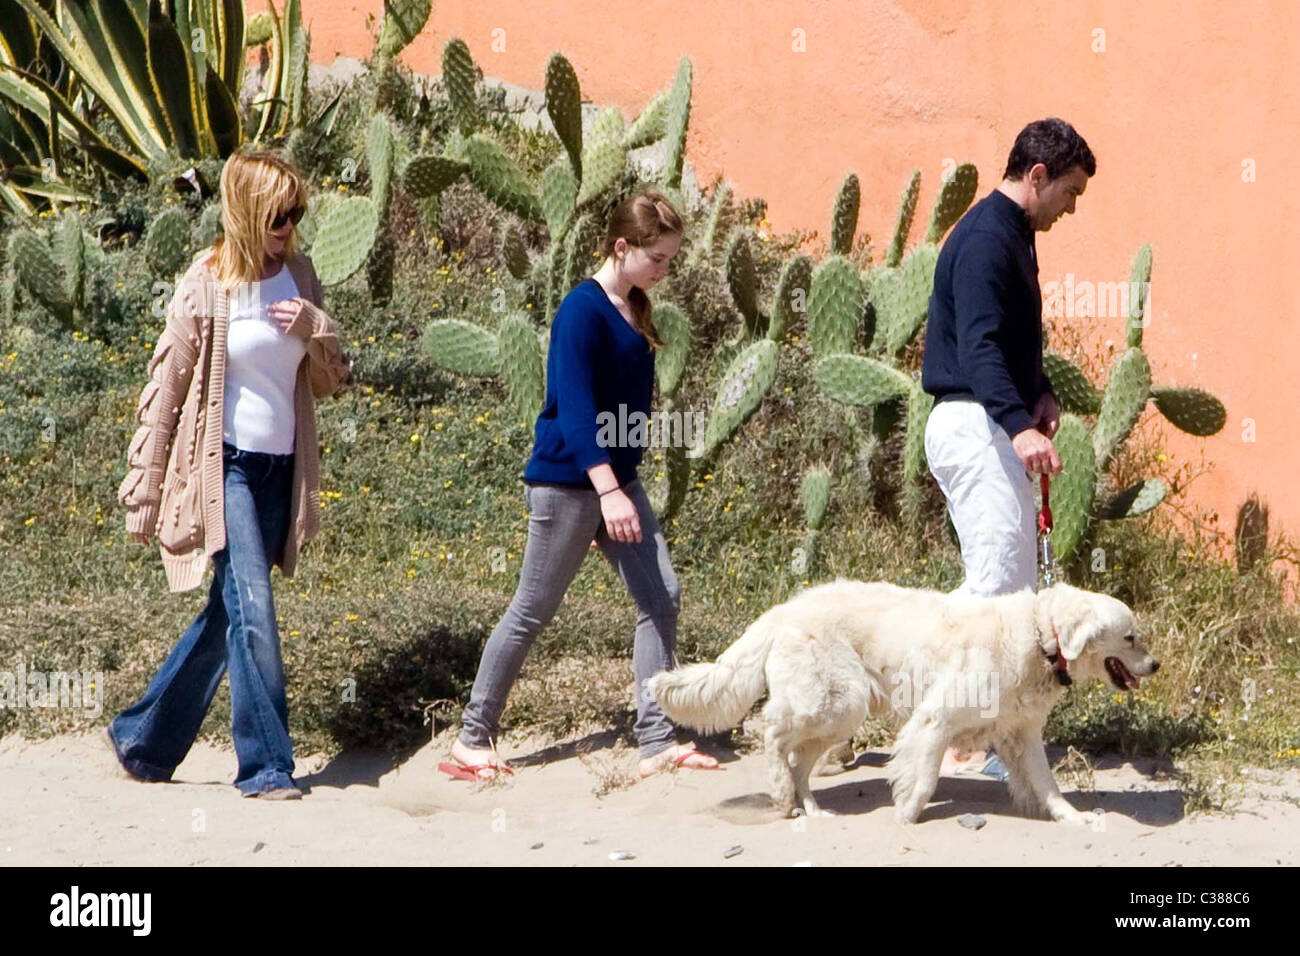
[647,608,787,734]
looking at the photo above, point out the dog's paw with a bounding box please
[1050,805,1090,825]
[893,806,921,826]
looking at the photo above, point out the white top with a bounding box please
[222,265,307,454]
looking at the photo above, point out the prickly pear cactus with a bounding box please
[813,354,912,407]
[768,254,812,342]
[576,107,626,208]
[1042,351,1101,415]
[693,180,733,266]
[869,242,937,354]
[312,196,380,286]
[421,319,501,377]
[725,231,760,338]
[925,162,978,244]
[807,255,863,358]
[8,229,73,328]
[652,302,691,398]
[501,225,530,281]
[378,0,431,56]
[885,170,921,268]
[545,52,584,182]
[1092,346,1151,469]
[442,38,482,135]
[1049,413,1097,563]
[245,11,273,46]
[800,463,832,578]
[802,465,831,531]
[1100,478,1167,519]
[463,133,544,222]
[661,57,692,190]
[367,113,396,217]
[1150,386,1225,436]
[699,338,778,458]
[624,86,669,150]
[653,432,693,522]
[899,383,934,531]
[145,209,191,277]
[540,157,579,239]
[497,313,546,422]
[563,213,604,294]
[403,153,468,199]
[1126,243,1152,348]
[196,201,224,247]
[830,172,860,256]
[366,219,395,305]
[52,210,85,308]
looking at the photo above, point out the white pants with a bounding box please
[924,399,1037,596]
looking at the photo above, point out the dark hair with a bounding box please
[1003,118,1096,181]
[596,189,684,349]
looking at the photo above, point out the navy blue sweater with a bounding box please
[523,278,656,488]
[921,189,1055,439]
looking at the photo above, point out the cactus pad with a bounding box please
[421,319,501,376]
[312,195,380,286]
[807,255,863,358]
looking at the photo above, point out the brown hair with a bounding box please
[210,148,309,288]
[596,189,684,349]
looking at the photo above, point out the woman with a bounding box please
[445,190,719,781]
[106,149,351,798]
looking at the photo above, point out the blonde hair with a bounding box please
[596,190,684,349]
[210,148,309,288]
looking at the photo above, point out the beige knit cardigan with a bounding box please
[117,249,352,591]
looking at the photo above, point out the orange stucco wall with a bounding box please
[269,0,1298,566]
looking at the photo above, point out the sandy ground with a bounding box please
[1,728,1296,866]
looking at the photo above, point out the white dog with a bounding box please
[647,580,1158,824]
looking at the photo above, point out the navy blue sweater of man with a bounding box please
[921,189,1056,439]
[524,278,655,488]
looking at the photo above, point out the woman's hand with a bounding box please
[268,298,311,339]
[599,488,642,543]
[131,531,151,546]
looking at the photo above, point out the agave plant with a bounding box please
[0,0,246,208]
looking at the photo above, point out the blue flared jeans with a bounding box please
[108,442,298,796]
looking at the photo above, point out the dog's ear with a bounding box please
[1057,618,1101,662]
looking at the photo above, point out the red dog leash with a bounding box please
[1037,472,1071,684]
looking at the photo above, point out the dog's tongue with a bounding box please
[1108,657,1139,689]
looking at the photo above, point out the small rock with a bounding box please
[251,841,265,853]
[957,813,986,830]
[583,838,600,846]
[608,850,635,861]
[723,845,743,859]
[529,842,543,850]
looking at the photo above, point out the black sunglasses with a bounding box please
[271,205,305,229]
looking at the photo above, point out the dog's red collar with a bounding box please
[1045,625,1073,686]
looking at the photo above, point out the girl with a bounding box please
[445,190,719,780]
[106,149,351,798]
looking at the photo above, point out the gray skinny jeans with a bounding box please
[458,478,682,758]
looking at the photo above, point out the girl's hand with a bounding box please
[599,488,642,543]
[268,298,309,339]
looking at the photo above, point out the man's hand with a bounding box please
[1011,427,1061,475]
[1032,391,1061,438]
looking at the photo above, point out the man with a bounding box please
[921,117,1096,775]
